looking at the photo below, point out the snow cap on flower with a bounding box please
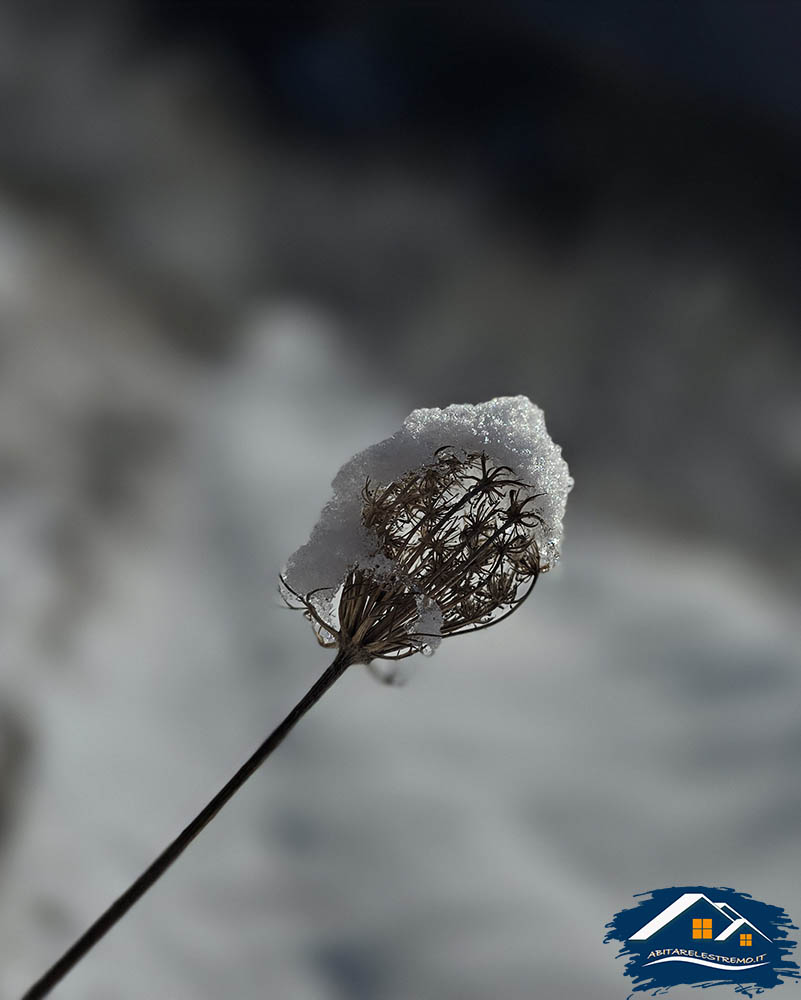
[281,395,572,674]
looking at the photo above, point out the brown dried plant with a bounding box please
[280,446,545,664]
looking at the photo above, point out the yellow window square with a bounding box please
[740,933,752,947]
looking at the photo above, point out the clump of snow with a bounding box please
[414,595,444,656]
[282,395,572,632]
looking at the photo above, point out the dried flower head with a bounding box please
[281,396,572,679]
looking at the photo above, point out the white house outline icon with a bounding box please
[629,893,771,942]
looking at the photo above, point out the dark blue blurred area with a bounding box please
[141,1,801,195]
[125,0,801,329]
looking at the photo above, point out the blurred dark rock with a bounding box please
[0,702,30,856]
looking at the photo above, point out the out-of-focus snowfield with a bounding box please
[1,5,800,999]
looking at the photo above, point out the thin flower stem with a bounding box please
[21,648,355,1000]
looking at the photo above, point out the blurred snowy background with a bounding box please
[1,2,800,998]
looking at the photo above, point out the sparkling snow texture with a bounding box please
[282,395,572,635]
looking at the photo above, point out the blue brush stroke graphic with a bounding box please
[605,886,799,998]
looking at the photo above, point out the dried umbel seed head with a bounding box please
[339,448,544,653]
[280,396,572,679]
